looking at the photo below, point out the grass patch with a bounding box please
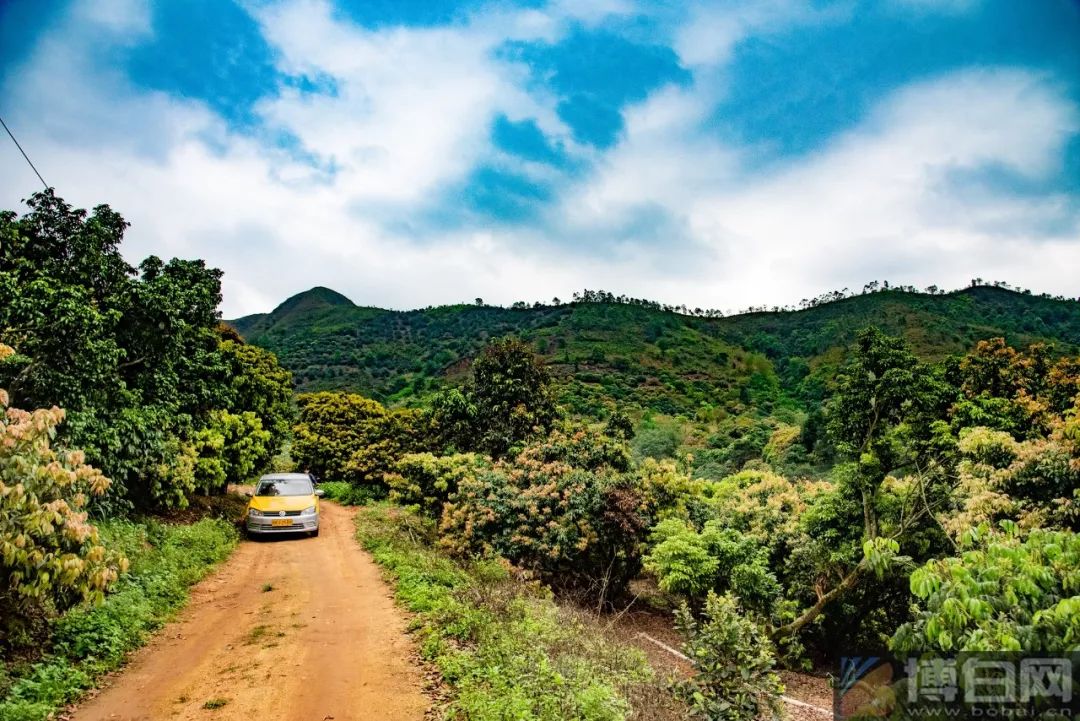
[0,518,238,721]
[244,625,273,645]
[261,583,274,593]
[354,504,658,721]
[243,624,284,646]
[202,697,229,710]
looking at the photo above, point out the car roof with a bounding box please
[257,473,312,481]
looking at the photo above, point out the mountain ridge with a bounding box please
[227,284,1080,415]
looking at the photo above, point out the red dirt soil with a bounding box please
[70,503,429,721]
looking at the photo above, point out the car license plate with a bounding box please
[271,519,293,527]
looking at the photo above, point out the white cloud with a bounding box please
[677,68,1080,308]
[0,0,1077,322]
[674,0,849,68]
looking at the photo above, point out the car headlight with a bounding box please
[248,508,261,517]
[302,506,317,515]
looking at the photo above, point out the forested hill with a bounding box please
[229,285,1080,415]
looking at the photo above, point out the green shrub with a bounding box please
[386,452,487,517]
[0,518,237,721]
[439,428,649,603]
[0,390,126,650]
[892,523,1080,653]
[644,520,780,613]
[318,481,386,506]
[674,592,783,721]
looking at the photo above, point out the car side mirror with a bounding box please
[314,489,325,497]
[244,491,252,498]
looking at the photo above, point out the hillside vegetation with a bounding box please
[230,285,1080,415]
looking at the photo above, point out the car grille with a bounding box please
[248,519,314,530]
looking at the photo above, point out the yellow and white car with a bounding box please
[245,473,323,538]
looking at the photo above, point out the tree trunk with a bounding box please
[772,562,865,640]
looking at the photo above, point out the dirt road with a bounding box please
[72,503,429,721]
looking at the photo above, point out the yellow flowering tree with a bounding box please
[0,373,126,646]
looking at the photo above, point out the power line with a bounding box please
[0,115,49,190]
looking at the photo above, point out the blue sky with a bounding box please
[1,0,1078,316]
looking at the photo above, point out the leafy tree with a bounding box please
[292,392,420,485]
[386,452,488,516]
[605,408,634,441]
[218,338,293,459]
[893,524,1080,653]
[470,337,556,456]
[674,592,783,721]
[440,427,648,603]
[193,410,272,494]
[424,388,478,453]
[0,191,288,509]
[946,414,1080,536]
[775,328,952,639]
[645,520,780,614]
[0,383,126,649]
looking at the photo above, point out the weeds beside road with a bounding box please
[0,518,238,721]
[355,503,685,721]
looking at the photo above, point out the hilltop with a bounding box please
[228,285,1080,415]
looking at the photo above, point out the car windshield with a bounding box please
[255,478,313,496]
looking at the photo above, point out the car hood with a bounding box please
[249,495,316,512]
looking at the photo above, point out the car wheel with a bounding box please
[311,528,320,538]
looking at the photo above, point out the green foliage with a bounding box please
[644,520,780,614]
[674,592,783,721]
[217,339,294,462]
[947,420,1080,536]
[425,388,478,453]
[0,391,125,649]
[231,284,1080,417]
[893,525,1080,653]
[291,391,420,485]
[0,518,237,721]
[0,192,292,510]
[470,337,557,457]
[643,520,719,599]
[355,504,657,721]
[317,480,387,506]
[387,452,488,516]
[632,419,681,462]
[439,427,648,602]
[604,409,634,441]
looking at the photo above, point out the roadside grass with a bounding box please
[354,504,668,721]
[0,518,238,721]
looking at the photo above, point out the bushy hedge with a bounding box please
[318,480,387,506]
[0,518,237,721]
[438,428,649,602]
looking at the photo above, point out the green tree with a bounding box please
[674,592,783,721]
[218,338,293,460]
[470,337,556,456]
[292,392,420,485]
[424,387,478,453]
[0,191,291,509]
[0,383,126,649]
[775,328,951,639]
[893,524,1080,653]
[605,409,634,441]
